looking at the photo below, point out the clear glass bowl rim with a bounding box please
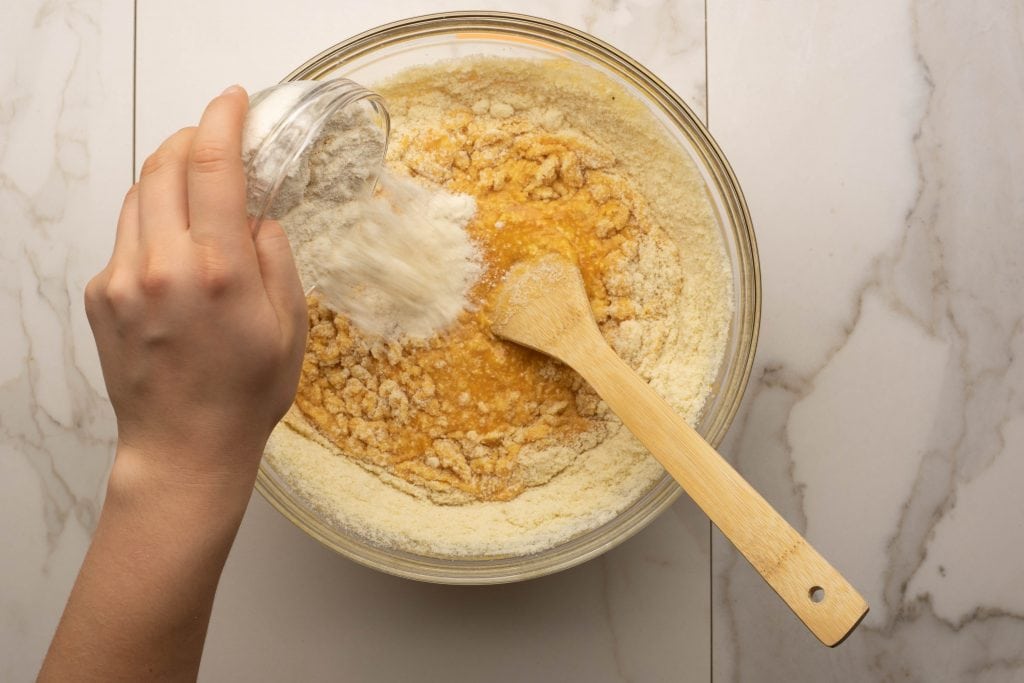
[255,10,762,585]
[245,79,390,233]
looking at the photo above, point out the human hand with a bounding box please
[39,86,307,683]
[85,86,307,491]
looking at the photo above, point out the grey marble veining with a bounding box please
[4,0,1022,680]
[709,1,1024,680]
[1,2,132,678]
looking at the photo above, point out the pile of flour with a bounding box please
[242,90,480,338]
[286,170,480,339]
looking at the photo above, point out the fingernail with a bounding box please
[221,84,245,97]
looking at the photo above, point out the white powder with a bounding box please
[243,82,318,219]
[243,84,392,221]
[249,88,481,339]
[293,171,481,339]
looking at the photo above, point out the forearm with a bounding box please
[43,86,305,680]
[39,445,256,682]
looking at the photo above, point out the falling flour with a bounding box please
[243,89,482,339]
[286,170,481,339]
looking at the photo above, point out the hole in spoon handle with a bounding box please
[756,537,868,647]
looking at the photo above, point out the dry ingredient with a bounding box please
[289,170,481,339]
[265,57,733,557]
[250,90,481,339]
[243,84,386,219]
[264,100,386,281]
[242,82,315,218]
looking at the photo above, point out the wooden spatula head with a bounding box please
[490,255,597,362]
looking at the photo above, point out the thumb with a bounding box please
[254,219,307,341]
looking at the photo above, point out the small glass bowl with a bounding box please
[244,78,389,232]
[256,11,761,584]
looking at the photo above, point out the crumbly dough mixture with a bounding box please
[266,57,733,557]
[293,99,660,503]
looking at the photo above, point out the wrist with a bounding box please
[107,441,260,525]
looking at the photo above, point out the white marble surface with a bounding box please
[709,1,1024,680]
[3,0,1023,681]
[1,0,132,679]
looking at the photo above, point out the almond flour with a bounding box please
[288,170,482,339]
[264,57,733,558]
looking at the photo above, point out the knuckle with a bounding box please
[189,140,234,175]
[83,275,105,318]
[104,270,139,310]
[123,182,139,202]
[140,128,194,179]
[197,263,238,297]
[258,222,290,248]
[139,146,178,178]
[139,264,173,298]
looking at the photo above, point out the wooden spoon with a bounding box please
[491,255,868,647]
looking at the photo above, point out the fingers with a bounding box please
[137,127,196,250]
[254,220,307,341]
[109,183,140,269]
[89,182,142,322]
[187,86,250,251]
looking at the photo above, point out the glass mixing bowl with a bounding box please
[255,11,761,584]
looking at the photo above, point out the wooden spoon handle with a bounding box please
[566,336,868,646]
